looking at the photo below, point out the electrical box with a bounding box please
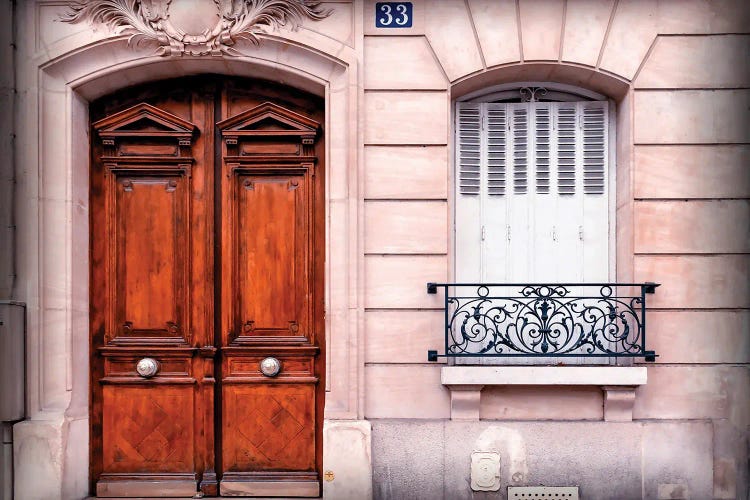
[0,302,25,422]
[470,451,501,491]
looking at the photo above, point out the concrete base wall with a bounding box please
[371,419,746,500]
[13,418,373,500]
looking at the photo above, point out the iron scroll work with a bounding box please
[427,283,660,362]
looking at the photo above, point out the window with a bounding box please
[455,85,612,284]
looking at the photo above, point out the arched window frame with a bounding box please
[452,81,618,285]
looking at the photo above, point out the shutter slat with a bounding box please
[487,105,506,196]
[557,105,576,195]
[457,104,481,195]
[513,106,528,194]
[582,104,607,195]
[535,106,550,194]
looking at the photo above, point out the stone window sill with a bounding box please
[442,366,647,422]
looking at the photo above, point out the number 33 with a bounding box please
[379,4,409,26]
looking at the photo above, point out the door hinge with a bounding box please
[507,225,511,242]
[481,225,486,241]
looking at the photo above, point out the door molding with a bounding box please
[88,80,327,497]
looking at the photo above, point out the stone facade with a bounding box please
[2,0,749,499]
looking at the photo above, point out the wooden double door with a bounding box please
[89,77,325,498]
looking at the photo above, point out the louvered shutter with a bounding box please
[580,101,609,282]
[483,104,509,282]
[455,103,482,281]
[531,102,557,281]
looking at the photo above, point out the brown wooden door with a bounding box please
[89,77,325,498]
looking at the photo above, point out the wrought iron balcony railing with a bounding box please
[427,283,660,362]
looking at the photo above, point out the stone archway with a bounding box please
[14,32,367,499]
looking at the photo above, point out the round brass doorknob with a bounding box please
[136,358,160,378]
[259,357,281,377]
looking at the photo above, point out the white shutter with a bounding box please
[532,103,555,282]
[483,104,509,282]
[501,104,531,282]
[580,101,609,282]
[553,103,583,283]
[455,103,482,281]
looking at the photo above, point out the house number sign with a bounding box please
[375,2,413,28]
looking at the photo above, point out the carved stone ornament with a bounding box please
[60,0,331,57]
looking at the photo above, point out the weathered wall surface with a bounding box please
[372,420,715,499]
[10,0,750,498]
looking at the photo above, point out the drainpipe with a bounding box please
[0,2,18,500]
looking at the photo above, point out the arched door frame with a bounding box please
[19,33,362,497]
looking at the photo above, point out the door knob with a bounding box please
[259,357,281,377]
[136,358,160,378]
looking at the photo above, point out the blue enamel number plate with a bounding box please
[375,2,413,28]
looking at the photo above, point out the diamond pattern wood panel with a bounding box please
[223,384,315,472]
[102,386,194,473]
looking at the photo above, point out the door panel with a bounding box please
[223,383,316,471]
[102,385,195,472]
[235,174,310,340]
[114,174,188,343]
[89,77,324,498]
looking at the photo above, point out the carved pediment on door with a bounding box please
[94,103,198,144]
[217,102,320,158]
[93,103,198,165]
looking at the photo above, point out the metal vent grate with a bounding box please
[508,486,579,499]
